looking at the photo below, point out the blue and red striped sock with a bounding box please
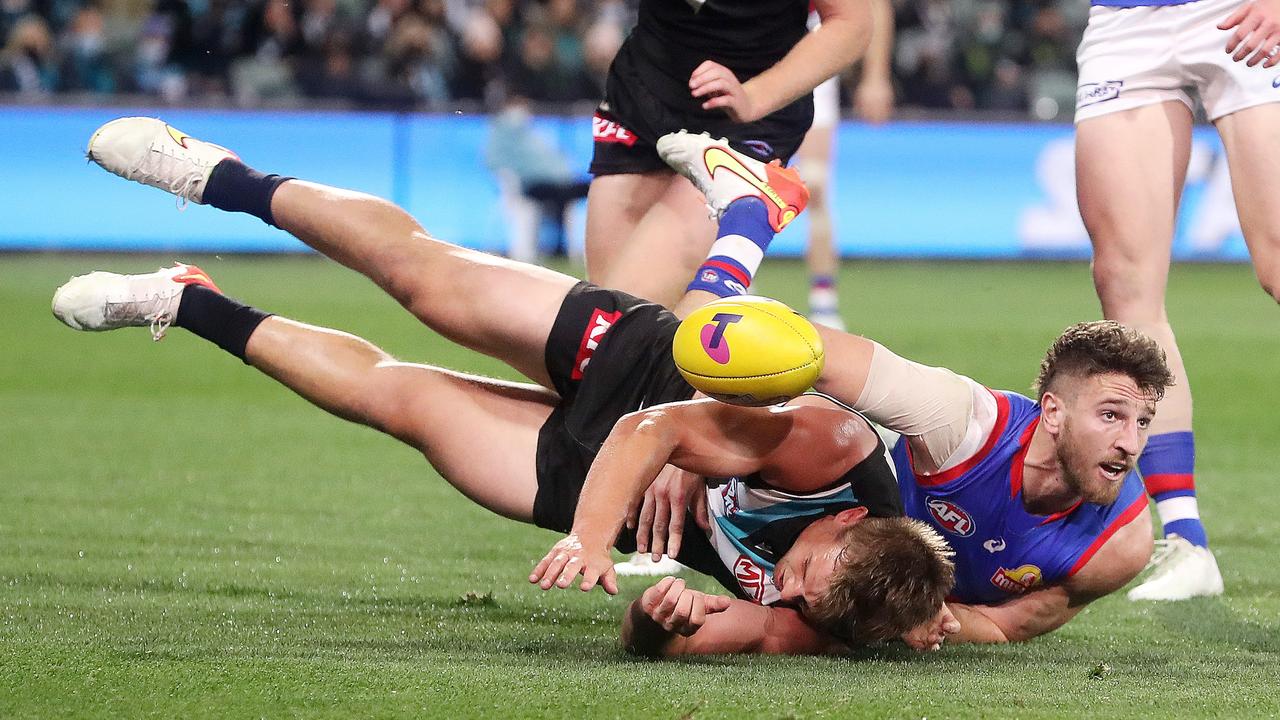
[1139,431,1208,547]
[686,197,773,298]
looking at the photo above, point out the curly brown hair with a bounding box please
[1034,321,1173,401]
[805,517,955,644]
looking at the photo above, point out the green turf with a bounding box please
[2,254,1278,719]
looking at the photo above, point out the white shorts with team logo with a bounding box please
[1075,0,1280,123]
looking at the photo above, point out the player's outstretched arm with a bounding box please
[621,577,845,657]
[946,510,1152,643]
[529,399,869,593]
[694,0,872,123]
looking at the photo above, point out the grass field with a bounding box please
[2,254,1278,719]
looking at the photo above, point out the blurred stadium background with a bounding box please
[3,1,1278,718]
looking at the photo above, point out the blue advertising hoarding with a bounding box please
[0,107,1250,261]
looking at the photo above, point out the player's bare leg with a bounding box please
[1214,103,1280,304]
[85,117,577,388]
[1077,101,1221,600]
[585,171,718,307]
[52,266,552,521]
[245,316,551,519]
[267,181,576,386]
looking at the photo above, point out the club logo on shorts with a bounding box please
[1077,81,1122,108]
[990,564,1043,594]
[592,112,637,147]
[571,308,623,380]
[699,312,742,365]
[925,497,975,537]
[733,554,766,602]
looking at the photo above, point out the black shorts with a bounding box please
[532,284,736,585]
[533,283,693,545]
[589,38,814,176]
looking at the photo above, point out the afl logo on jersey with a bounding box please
[925,498,975,537]
[733,555,767,602]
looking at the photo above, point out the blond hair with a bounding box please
[807,517,955,643]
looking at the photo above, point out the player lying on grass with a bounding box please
[53,117,957,656]
[579,137,1174,645]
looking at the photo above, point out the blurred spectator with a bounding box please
[0,15,58,95]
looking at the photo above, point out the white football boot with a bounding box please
[87,117,236,204]
[52,263,220,341]
[612,554,689,577]
[1126,534,1224,601]
[656,130,809,231]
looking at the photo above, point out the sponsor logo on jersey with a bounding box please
[1076,81,1122,108]
[592,113,638,147]
[990,564,1043,594]
[571,308,623,380]
[720,481,740,516]
[925,497,975,537]
[733,554,767,602]
[699,312,742,365]
[983,537,1007,554]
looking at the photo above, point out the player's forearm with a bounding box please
[858,0,893,84]
[741,3,872,119]
[945,603,1013,644]
[570,411,678,550]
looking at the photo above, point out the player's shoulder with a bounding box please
[1064,505,1153,601]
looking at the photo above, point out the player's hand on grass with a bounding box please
[530,533,618,595]
[690,60,760,122]
[630,465,708,561]
[641,576,731,636]
[901,603,961,652]
[1218,0,1280,67]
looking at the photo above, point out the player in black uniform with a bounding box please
[585,0,874,307]
[55,116,955,657]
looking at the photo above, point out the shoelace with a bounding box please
[124,143,211,208]
[1141,538,1191,581]
[103,293,177,342]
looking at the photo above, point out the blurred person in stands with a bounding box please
[0,15,57,95]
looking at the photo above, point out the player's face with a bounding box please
[1055,372,1156,504]
[772,516,846,615]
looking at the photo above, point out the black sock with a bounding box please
[202,159,293,228]
[174,285,273,362]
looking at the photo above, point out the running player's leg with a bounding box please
[52,270,553,521]
[1213,103,1280,303]
[585,171,719,307]
[1078,102,1221,598]
[87,118,576,387]
[795,122,842,329]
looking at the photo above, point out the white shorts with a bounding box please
[812,74,840,129]
[1075,0,1280,123]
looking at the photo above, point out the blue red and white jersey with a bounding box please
[892,389,1148,605]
